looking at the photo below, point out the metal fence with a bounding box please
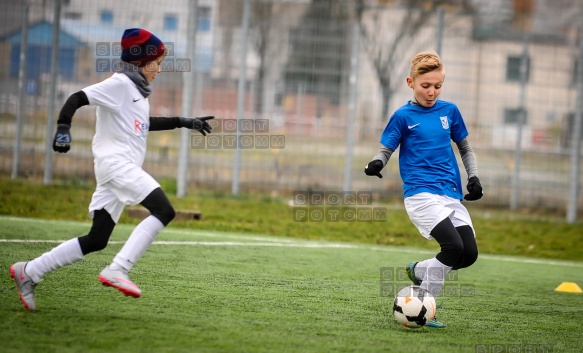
[1,0,582,220]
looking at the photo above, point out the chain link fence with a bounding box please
[0,0,581,218]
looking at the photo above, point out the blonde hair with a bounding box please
[409,51,443,78]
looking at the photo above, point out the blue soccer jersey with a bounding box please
[380,100,468,199]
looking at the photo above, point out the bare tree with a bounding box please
[249,2,271,114]
[284,0,353,106]
[249,1,287,114]
[355,0,471,120]
[217,0,243,87]
[218,0,305,114]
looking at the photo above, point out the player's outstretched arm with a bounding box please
[464,176,483,201]
[364,146,393,179]
[178,116,214,136]
[456,138,483,201]
[53,91,89,153]
[149,116,214,136]
[365,160,384,178]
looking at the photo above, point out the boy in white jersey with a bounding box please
[10,28,213,310]
[365,51,483,328]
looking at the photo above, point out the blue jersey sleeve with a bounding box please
[450,105,469,143]
[380,112,404,150]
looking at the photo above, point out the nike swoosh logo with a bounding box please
[20,267,25,281]
[408,123,420,129]
[113,277,140,289]
[133,98,140,102]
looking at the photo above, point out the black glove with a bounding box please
[179,116,214,136]
[52,124,71,153]
[364,160,384,179]
[464,176,483,201]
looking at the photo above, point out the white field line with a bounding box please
[0,216,297,243]
[1,216,582,268]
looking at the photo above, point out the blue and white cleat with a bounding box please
[426,317,446,328]
[404,262,423,285]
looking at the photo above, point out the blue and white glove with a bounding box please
[52,124,71,153]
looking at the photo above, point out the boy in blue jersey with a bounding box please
[365,51,483,328]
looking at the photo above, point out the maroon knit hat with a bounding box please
[120,28,166,67]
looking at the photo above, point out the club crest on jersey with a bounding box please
[440,116,449,129]
[134,119,149,137]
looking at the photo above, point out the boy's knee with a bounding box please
[453,249,478,270]
[78,235,109,253]
[141,188,175,226]
[153,205,175,226]
[78,209,115,255]
[462,249,478,268]
[437,240,464,267]
[164,206,176,224]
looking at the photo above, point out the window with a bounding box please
[100,10,113,24]
[506,55,530,82]
[572,58,580,85]
[514,0,534,15]
[197,7,212,32]
[504,108,528,125]
[63,12,82,20]
[164,14,178,31]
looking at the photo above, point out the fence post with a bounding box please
[435,7,444,55]
[510,37,529,210]
[567,4,583,223]
[232,0,251,196]
[44,0,61,185]
[11,1,29,179]
[177,0,199,197]
[343,23,360,192]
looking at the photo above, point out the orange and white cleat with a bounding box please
[98,265,142,298]
[10,262,37,311]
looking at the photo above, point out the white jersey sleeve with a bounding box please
[82,75,127,112]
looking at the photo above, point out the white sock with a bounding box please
[416,257,451,297]
[25,238,84,283]
[414,259,429,281]
[110,215,164,272]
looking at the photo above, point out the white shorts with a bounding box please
[404,192,474,240]
[88,166,160,223]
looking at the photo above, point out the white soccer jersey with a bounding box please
[83,73,150,185]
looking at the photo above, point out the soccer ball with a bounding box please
[393,285,436,328]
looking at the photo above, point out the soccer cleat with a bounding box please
[405,262,423,285]
[10,262,37,311]
[98,265,142,298]
[426,317,446,328]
